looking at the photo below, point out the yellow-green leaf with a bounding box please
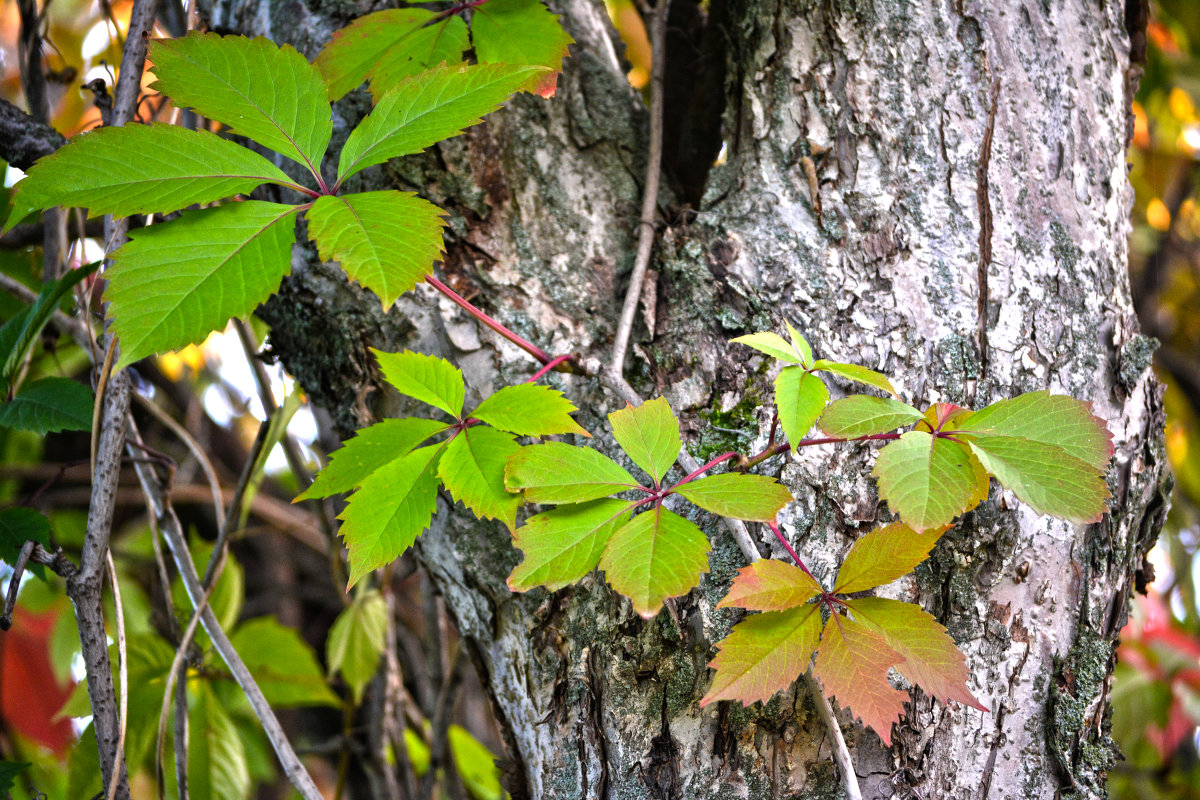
[717,559,824,611]
[775,366,828,448]
[872,432,983,532]
[832,521,944,594]
[609,397,681,485]
[508,499,633,591]
[700,605,822,705]
[600,506,710,618]
[673,473,792,522]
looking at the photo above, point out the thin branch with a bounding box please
[804,671,862,800]
[0,540,36,629]
[0,270,93,351]
[125,418,325,800]
[609,0,669,376]
[104,551,129,800]
[134,392,226,531]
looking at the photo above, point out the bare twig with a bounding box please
[134,393,226,531]
[0,270,93,351]
[805,672,861,800]
[609,0,669,376]
[0,540,36,630]
[125,418,325,800]
[105,551,129,800]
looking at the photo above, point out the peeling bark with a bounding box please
[201,0,1169,796]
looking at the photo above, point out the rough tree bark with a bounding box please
[200,0,1169,796]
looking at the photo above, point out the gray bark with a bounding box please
[203,0,1169,797]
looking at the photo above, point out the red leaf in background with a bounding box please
[0,605,76,755]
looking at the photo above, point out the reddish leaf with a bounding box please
[847,597,986,711]
[701,605,823,706]
[0,606,75,755]
[813,614,907,746]
[718,559,824,611]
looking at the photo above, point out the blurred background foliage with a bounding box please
[1,0,1199,798]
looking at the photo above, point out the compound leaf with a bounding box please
[0,507,51,581]
[505,441,641,503]
[810,360,898,396]
[818,395,923,438]
[106,201,300,370]
[783,321,814,365]
[848,597,986,711]
[813,614,907,746]
[833,521,942,594]
[471,0,573,96]
[373,349,465,418]
[609,397,680,485]
[717,559,823,612]
[306,191,445,307]
[731,331,806,364]
[438,426,521,528]
[326,590,388,704]
[3,123,293,232]
[674,473,792,522]
[341,445,443,587]
[600,506,710,618]
[229,617,340,708]
[471,382,588,437]
[315,9,469,101]
[872,432,982,532]
[966,435,1109,523]
[338,63,544,183]
[965,391,1113,471]
[775,366,828,448]
[700,604,822,706]
[0,377,93,434]
[300,417,447,501]
[149,33,331,175]
[508,498,632,591]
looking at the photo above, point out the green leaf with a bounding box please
[700,605,822,705]
[673,473,792,521]
[172,541,244,635]
[847,597,986,710]
[599,506,710,618]
[810,359,898,396]
[507,499,632,591]
[818,395,923,438]
[965,435,1109,523]
[730,331,806,364]
[67,725,101,800]
[505,441,641,503]
[373,349,465,418]
[188,681,252,800]
[783,321,814,365]
[0,761,30,794]
[326,590,388,705]
[438,426,522,528]
[149,33,332,174]
[813,614,907,746]
[106,200,300,370]
[341,445,443,587]
[1,260,98,388]
[872,432,983,532]
[609,397,681,485]
[964,391,1114,470]
[472,0,574,96]
[229,616,341,708]
[0,507,50,581]
[2,124,294,232]
[315,10,469,101]
[717,559,823,611]
[337,62,545,183]
[833,521,942,594]
[0,377,93,434]
[775,366,828,448]
[449,725,504,800]
[299,417,447,500]
[471,382,589,437]
[306,191,446,307]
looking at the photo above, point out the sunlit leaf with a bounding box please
[833,521,943,594]
[964,391,1114,471]
[731,331,806,364]
[326,590,388,704]
[673,473,792,521]
[508,499,632,591]
[818,396,923,438]
[438,426,522,528]
[810,360,898,396]
[472,0,574,96]
[373,349,465,418]
[966,436,1109,523]
[600,506,710,617]
[872,432,982,532]
[700,605,822,705]
[609,397,681,485]
[717,559,823,611]
[299,417,448,501]
[505,441,641,503]
[775,366,828,448]
[471,382,589,437]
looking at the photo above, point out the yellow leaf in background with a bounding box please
[1147,198,1172,232]
[1169,87,1195,122]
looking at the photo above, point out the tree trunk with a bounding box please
[203,0,1170,796]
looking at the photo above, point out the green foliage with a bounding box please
[0,260,97,392]
[818,395,924,438]
[0,760,30,793]
[228,617,341,708]
[0,377,93,434]
[327,590,388,704]
[310,351,586,586]
[315,0,571,102]
[505,398,792,617]
[0,507,51,580]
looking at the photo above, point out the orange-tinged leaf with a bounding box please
[847,597,986,711]
[813,614,907,746]
[700,605,822,705]
[718,559,824,611]
[833,522,945,595]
